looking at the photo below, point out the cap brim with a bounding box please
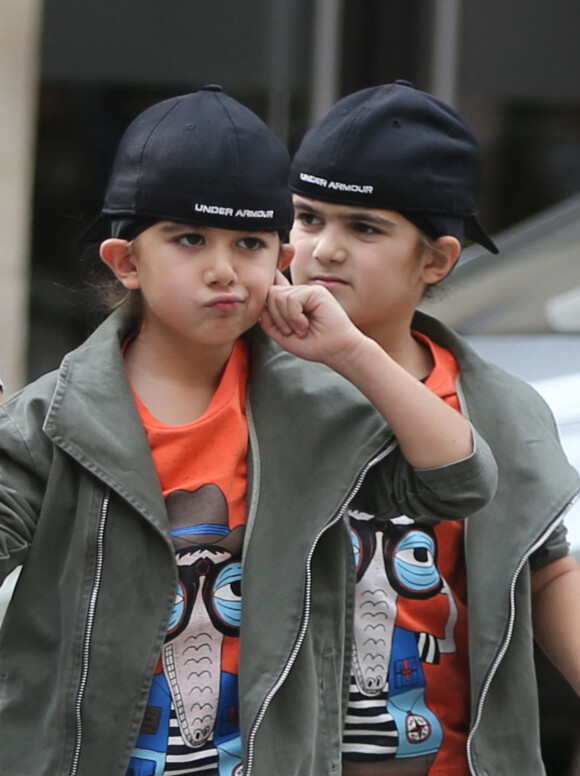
[465,215,499,255]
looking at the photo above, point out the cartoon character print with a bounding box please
[127,485,244,776]
[343,512,457,776]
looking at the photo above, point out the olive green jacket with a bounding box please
[0,309,496,776]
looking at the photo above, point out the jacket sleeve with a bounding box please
[0,396,53,585]
[362,424,498,523]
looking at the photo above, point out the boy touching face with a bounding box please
[281,81,580,776]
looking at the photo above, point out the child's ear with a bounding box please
[278,243,295,272]
[100,239,141,289]
[421,236,461,285]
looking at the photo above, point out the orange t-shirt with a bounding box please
[128,339,249,775]
[136,340,249,526]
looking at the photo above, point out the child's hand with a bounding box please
[261,277,365,370]
[262,275,479,472]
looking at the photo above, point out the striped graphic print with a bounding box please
[342,679,398,760]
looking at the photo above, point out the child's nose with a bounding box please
[313,229,347,264]
[205,252,237,285]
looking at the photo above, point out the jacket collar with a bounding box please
[43,309,168,532]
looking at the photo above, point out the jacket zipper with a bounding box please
[68,490,110,776]
[466,498,577,776]
[244,440,398,775]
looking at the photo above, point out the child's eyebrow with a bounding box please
[158,222,202,233]
[341,211,397,228]
[293,198,397,228]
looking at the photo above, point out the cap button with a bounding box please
[202,84,224,92]
[395,79,414,88]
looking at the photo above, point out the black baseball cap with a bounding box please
[85,85,294,242]
[290,81,498,254]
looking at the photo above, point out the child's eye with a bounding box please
[296,212,322,228]
[238,236,267,251]
[353,222,381,235]
[177,232,204,247]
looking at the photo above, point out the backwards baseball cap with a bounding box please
[289,81,498,254]
[86,85,294,242]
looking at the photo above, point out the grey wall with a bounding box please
[460,0,580,135]
[41,0,310,91]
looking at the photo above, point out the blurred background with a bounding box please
[2,0,580,773]
[3,0,580,392]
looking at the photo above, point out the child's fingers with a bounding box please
[284,292,310,335]
[267,287,309,337]
[265,287,295,336]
